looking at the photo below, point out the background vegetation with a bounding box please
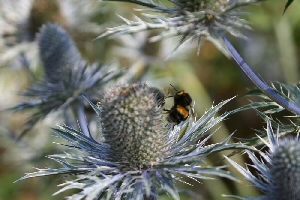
[1,0,300,199]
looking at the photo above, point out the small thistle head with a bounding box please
[167,0,251,55]
[267,137,300,199]
[98,0,260,56]
[38,23,82,83]
[99,82,168,168]
[226,120,300,200]
[11,23,123,138]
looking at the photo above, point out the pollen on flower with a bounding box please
[98,82,168,169]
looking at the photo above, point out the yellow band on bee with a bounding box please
[176,105,189,118]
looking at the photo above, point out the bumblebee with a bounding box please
[164,85,192,125]
[166,104,190,124]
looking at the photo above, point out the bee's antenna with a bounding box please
[170,84,177,91]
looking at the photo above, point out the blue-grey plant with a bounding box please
[230,81,300,146]
[245,82,300,114]
[98,0,263,56]
[226,119,300,200]
[16,82,254,199]
[0,0,104,70]
[11,23,123,138]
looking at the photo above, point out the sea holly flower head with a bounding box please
[226,119,300,200]
[11,23,123,137]
[98,83,168,168]
[16,82,254,199]
[98,0,264,56]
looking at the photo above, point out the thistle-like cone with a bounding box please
[98,82,167,168]
[176,0,232,18]
[226,120,300,200]
[268,138,300,199]
[38,23,82,83]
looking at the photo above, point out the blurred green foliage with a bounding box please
[1,0,300,199]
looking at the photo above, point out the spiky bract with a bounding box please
[244,82,300,114]
[235,81,300,146]
[226,120,300,200]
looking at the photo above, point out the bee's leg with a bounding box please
[165,89,173,99]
